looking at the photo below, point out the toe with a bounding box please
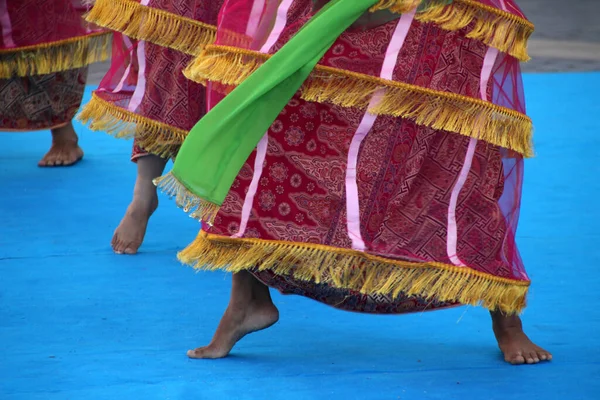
[121,238,141,254]
[46,156,58,166]
[111,238,120,252]
[64,154,80,166]
[123,245,139,255]
[113,239,126,254]
[38,156,52,167]
[187,349,203,359]
[528,351,540,364]
[508,351,525,365]
[59,156,72,166]
[539,351,552,362]
[525,355,534,364]
[59,150,77,166]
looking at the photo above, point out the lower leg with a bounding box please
[491,310,552,365]
[187,271,279,359]
[38,122,84,167]
[112,154,168,254]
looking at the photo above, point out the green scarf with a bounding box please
[155,0,443,221]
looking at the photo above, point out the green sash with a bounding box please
[156,0,446,220]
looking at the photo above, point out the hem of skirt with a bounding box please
[1,121,71,132]
[184,45,534,157]
[131,152,152,163]
[0,32,111,78]
[78,92,186,158]
[178,231,530,315]
[85,0,217,56]
[370,0,533,60]
[153,171,221,225]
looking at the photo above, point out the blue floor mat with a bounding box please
[1,73,599,399]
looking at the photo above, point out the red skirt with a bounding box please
[0,0,110,131]
[176,0,533,315]
[78,0,223,161]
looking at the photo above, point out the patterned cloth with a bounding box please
[175,0,533,314]
[0,69,87,131]
[0,0,106,131]
[130,40,203,161]
[86,0,223,161]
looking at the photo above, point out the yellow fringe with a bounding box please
[418,0,533,61]
[85,0,216,56]
[370,0,423,13]
[0,32,111,79]
[78,93,186,158]
[371,0,534,61]
[184,45,534,157]
[180,232,529,314]
[153,172,221,225]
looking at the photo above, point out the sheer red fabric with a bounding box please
[0,0,102,131]
[198,0,531,313]
[0,0,102,49]
[90,0,223,161]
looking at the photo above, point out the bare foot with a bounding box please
[38,123,84,167]
[112,154,168,255]
[111,193,158,254]
[188,272,279,359]
[491,311,552,365]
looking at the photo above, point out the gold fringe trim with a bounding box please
[370,0,534,61]
[78,93,186,158]
[85,0,216,56]
[153,172,221,225]
[184,45,534,157]
[416,0,534,61]
[370,0,423,13]
[180,233,529,314]
[0,32,111,78]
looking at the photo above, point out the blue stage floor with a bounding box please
[1,73,599,399]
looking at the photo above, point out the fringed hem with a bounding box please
[416,0,534,61]
[78,93,186,158]
[369,0,423,13]
[153,172,221,225]
[179,232,529,314]
[85,0,216,56]
[184,45,534,157]
[370,0,533,61]
[0,32,111,78]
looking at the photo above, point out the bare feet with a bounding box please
[188,271,279,359]
[491,311,552,365]
[112,154,167,255]
[38,123,84,167]
[111,192,158,254]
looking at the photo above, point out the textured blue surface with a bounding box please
[1,74,599,399]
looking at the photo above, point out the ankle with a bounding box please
[133,183,158,199]
[491,311,523,332]
[51,123,78,143]
[133,176,159,198]
[132,193,158,206]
